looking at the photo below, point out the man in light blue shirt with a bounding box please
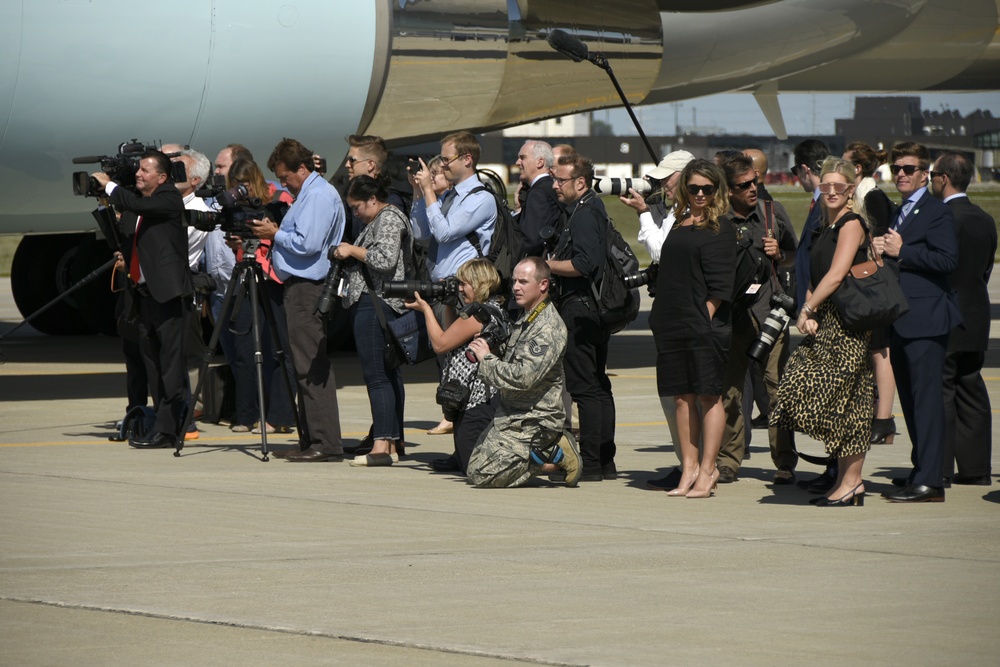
[411,131,496,281]
[249,138,345,462]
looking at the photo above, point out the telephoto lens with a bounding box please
[747,292,795,363]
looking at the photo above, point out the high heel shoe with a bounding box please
[813,483,865,507]
[871,417,896,444]
[686,468,719,498]
[666,470,698,497]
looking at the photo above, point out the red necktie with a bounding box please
[129,216,142,283]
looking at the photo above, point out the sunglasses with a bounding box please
[346,155,371,165]
[732,176,757,191]
[818,182,851,195]
[686,183,717,196]
[929,170,945,179]
[890,164,923,176]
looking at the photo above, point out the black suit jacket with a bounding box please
[517,174,564,257]
[112,183,192,303]
[887,190,961,338]
[947,196,996,351]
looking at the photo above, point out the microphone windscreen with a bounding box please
[547,29,589,63]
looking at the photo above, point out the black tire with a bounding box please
[10,234,97,335]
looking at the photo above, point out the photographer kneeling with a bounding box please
[406,259,509,475]
[334,175,412,467]
[464,258,582,488]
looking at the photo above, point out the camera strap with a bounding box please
[762,199,783,294]
[361,265,391,332]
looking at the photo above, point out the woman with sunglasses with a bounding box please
[843,142,897,445]
[772,157,874,507]
[648,159,735,498]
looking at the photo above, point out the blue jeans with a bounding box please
[352,296,405,440]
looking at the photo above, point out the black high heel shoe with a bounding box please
[813,483,865,507]
[871,417,896,444]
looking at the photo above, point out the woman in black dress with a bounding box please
[843,141,897,444]
[772,157,873,506]
[648,159,735,498]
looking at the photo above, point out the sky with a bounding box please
[601,92,1000,138]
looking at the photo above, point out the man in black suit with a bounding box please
[513,140,563,257]
[94,151,192,449]
[790,139,830,318]
[877,142,961,502]
[931,151,995,486]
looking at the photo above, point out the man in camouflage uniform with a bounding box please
[467,258,582,488]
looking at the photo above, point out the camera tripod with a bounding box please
[177,239,300,461]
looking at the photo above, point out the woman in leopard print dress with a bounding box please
[772,157,874,507]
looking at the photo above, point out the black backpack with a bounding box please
[464,185,523,288]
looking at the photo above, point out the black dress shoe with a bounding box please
[601,462,618,480]
[891,476,911,487]
[430,455,462,473]
[884,484,945,503]
[796,467,835,490]
[646,468,683,491]
[717,468,738,484]
[953,474,992,486]
[579,470,604,482]
[129,432,176,449]
[285,448,344,462]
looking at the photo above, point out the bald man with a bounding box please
[743,148,772,201]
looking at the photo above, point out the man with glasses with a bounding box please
[930,151,995,487]
[548,154,617,482]
[876,141,960,502]
[716,154,797,484]
[411,131,497,282]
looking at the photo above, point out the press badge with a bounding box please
[337,277,349,297]
[745,283,762,295]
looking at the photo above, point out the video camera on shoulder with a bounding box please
[187,183,288,239]
[71,139,186,197]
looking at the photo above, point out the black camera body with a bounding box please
[383,277,461,305]
[436,379,471,420]
[747,291,795,363]
[187,184,288,239]
[315,249,355,317]
[72,140,186,197]
[461,301,511,362]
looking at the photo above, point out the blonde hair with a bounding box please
[671,159,728,233]
[819,157,866,228]
[456,258,500,303]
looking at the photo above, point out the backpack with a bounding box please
[590,217,641,334]
[464,185,523,288]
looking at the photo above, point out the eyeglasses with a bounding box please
[732,176,757,191]
[818,182,851,195]
[553,175,579,186]
[890,164,923,176]
[439,153,469,166]
[686,183,717,196]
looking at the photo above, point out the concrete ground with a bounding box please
[1,277,998,666]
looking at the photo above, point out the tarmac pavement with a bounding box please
[1,278,998,666]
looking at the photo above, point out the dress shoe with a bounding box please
[884,484,945,503]
[870,417,896,444]
[772,467,796,485]
[953,474,992,486]
[812,483,865,507]
[807,469,837,494]
[579,468,604,482]
[646,468,683,491]
[891,476,912,488]
[285,448,344,462]
[350,453,393,467]
[797,466,835,490]
[128,432,176,449]
[430,455,462,472]
[601,462,618,481]
[666,470,698,497]
[717,467,738,484]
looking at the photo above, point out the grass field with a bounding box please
[2,186,1000,277]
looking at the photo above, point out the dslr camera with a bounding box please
[591,177,652,198]
[623,263,658,297]
[72,140,186,197]
[187,183,288,239]
[460,301,511,363]
[315,248,354,317]
[747,292,795,364]
[383,277,461,306]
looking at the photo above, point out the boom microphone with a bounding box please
[547,29,590,63]
[72,155,105,164]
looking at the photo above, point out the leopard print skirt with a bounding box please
[771,301,873,458]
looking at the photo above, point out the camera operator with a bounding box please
[465,258,581,487]
[247,138,345,462]
[93,150,191,449]
[410,131,496,282]
[620,150,695,262]
[717,154,798,485]
[548,154,617,482]
[405,258,509,475]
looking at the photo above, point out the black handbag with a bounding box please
[362,266,434,370]
[830,233,909,332]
